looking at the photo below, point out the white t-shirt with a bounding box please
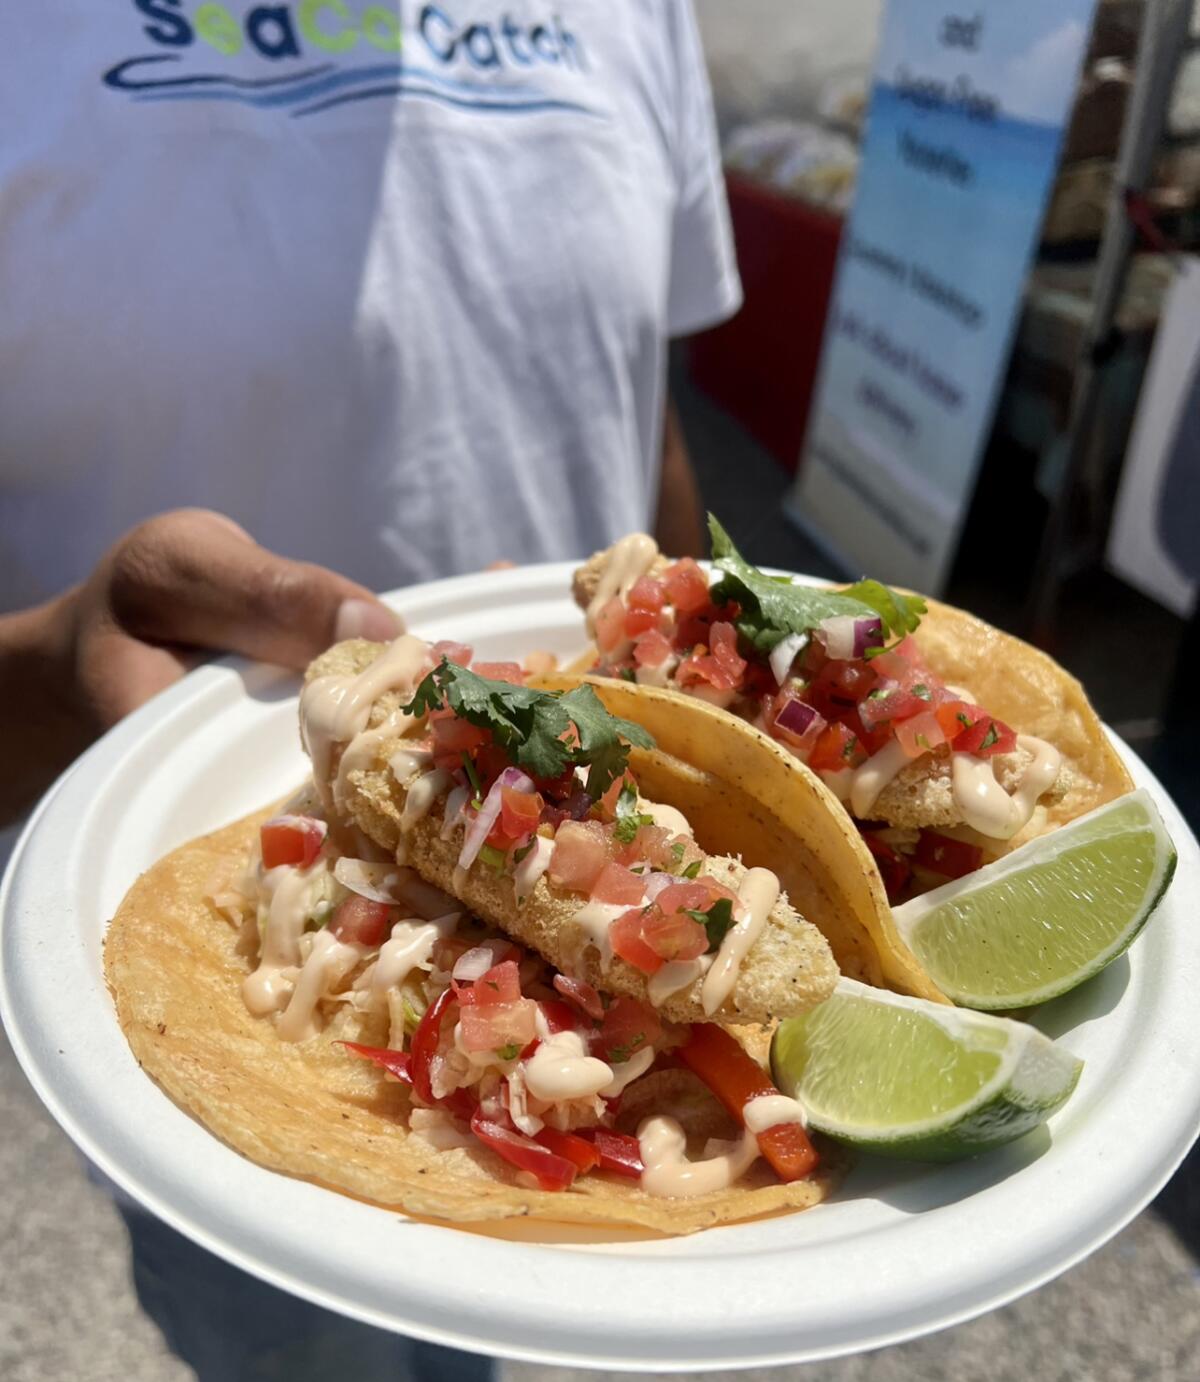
[0,1,739,609]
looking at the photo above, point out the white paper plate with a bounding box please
[3,563,1199,1371]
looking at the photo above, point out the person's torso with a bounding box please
[0,1,688,604]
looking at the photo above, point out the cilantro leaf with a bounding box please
[496,1043,521,1061]
[681,859,702,880]
[401,661,654,801]
[683,896,736,952]
[612,783,654,845]
[607,1034,645,1065]
[707,514,926,655]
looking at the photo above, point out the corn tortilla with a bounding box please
[104,813,839,1233]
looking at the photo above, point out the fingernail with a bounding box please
[335,598,404,643]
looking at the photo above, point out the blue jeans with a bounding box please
[118,1200,495,1382]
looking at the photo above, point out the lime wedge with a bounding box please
[892,789,1175,1010]
[771,980,1082,1161]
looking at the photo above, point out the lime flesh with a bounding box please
[893,789,1176,1010]
[771,980,1082,1161]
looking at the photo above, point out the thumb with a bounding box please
[104,509,404,669]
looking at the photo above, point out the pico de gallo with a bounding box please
[581,518,1063,903]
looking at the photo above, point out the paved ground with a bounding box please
[3,372,1198,1380]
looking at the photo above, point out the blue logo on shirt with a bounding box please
[105,2,595,118]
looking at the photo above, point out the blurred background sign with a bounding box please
[1107,255,1200,616]
[787,0,1099,592]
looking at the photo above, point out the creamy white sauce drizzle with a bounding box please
[600,1046,656,1096]
[277,930,360,1042]
[514,835,554,906]
[639,800,693,838]
[243,862,330,1016]
[523,1030,613,1102]
[389,744,434,785]
[743,1093,807,1134]
[585,533,660,635]
[569,898,636,970]
[354,914,458,1013]
[637,1116,759,1198]
[399,768,452,835]
[647,956,711,1008]
[300,634,431,813]
[951,735,1061,840]
[701,868,780,1016]
[849,740,912,819]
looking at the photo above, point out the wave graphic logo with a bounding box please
[104,3,597,119]
[104,52,597,117]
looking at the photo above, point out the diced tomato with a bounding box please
[329,896,393,947]
[955,711,1018,757]
[588,1128,645,1177]
[259,815,327,870]
[894,709,947,759]
[458,998,538,1053]
[470,661,526,684]
[641,908,709,963]
[678,1024,818,1182]
[590,861,646,907]
[623,605,661,638]
[598,771,637,821]
[609,907,663,974]
[535,766,578,802]
[553,974,604,1021]
[470,1109,577,1191]
[469,960,523,1007]
[633,628,673,668]
[663,558,710,613]
[431,640,473,667]
[807,660,879,718]
[534,1126,600,1174]
[595,597,628,654]
[430,712,490,762]
[593,996,662,1063]
[710,622,747,680]
[616,822,673,870]
[473,742,513,790]
[870,637,927,683]
[858,681,931,731]
[339,1042,413,1085]
[934,699,975,743]
[410,986,457,1105]
[914,830,983,879]
[548,820,614,893]
[498,786,543,842]
[537,998,581,1035]
[861,832,912,904]
[627,575,666,612]
[655,880,718,916]
[808,722,868,773]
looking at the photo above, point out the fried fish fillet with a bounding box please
[304,641,839,1026]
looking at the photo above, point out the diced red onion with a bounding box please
[641,872,678,902]
[818,614,883,660]
[769,632,810,687]
[453,943,506,982]
[440,784,469,840]
[775,698,820,737]
[458,766,536,872]
[565,787,593,821]
[333,857,406,903]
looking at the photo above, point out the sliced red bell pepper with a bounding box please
[469,1109,577,1191]
[339,1042,412,1085]
[587,1128,644,1178]
[914,829,983,880]
[409,986,456,1106]
[678,1024,818,1182]
[534,1126,601,1175]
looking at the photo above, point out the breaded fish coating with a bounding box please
[304,642,839,1026]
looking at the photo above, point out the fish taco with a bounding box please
[570,517,1132,912]
[105,632,868,1232]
